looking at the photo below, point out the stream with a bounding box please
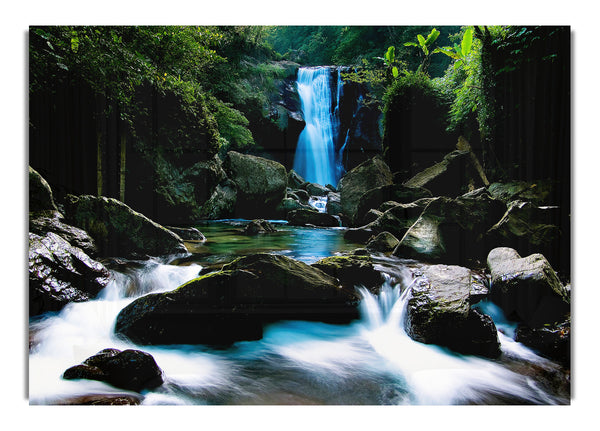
[28,221,569,405]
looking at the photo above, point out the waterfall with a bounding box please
[293,67,342,186]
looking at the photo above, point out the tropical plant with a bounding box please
[403,28,441,73]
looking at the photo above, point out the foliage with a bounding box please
[403,28,441,73]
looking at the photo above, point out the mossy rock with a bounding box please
[64,194,187,259]
[312,255,385,291]
[115,254,359,346]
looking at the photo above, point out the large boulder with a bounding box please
[393,192,506,265]
[486,247,570,327]
[64,194,188,259]
[515,320,570,367]
[224,151,287,218]
[29,166,58,213]
[62,348,163,392]
[338,156,393,225]
[114,254,359,345]
[405,264,500,358]
[365,231,400,253]
[29,232,111,316]
[286,209,340,227]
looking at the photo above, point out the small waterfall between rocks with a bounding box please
[293,67,344,187]
[29,252,567,405]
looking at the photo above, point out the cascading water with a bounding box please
[29,252,568,405]
[293,67,343,187]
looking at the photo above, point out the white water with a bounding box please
[29,259,566,405]
[293,67,342,186]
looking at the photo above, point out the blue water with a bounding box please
[293,67,342,187]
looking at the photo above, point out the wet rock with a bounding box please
[241,219,278,235]
[366,231,400,253]
[276,197,313,217]
[64,194,188,259]
[312,255,385,291]
[338,155,393,225]
[30,211,98,256]
[62,348,163,392]
[405,264,500,358]
[287,209,340,227]
[305,182,330,197]
[515,319,570,367]
[224,151,287,218]
[115,254,358,346]
[166,226,206,242]
[487,247,570,327]
[29,232,111,316]
[56,394,142,405]
[325,192,342,215]
[29,166,58,213]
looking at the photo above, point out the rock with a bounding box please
[115,254,358,345]
[325,192,342,215]
[56,394,142,405]
[30,211,98,256]
[286,209,340,227]
[29,232,111,316]
[275,197,313,217]
[488,181,554,206]
[486,247,570,327]
[515,319,570,366]
[287,169,306,189]
[305,182,330,197]
[224,151,287,218]
[312,255,386,291]
[366,231,400,253]
[406,264,500,358]
[338,155,393,225]
[241,219,277,235]
[486,201,562,267]
[64,194,188,259]
[355,184,432,225]
[62,348,163,392]
[293,189,311,204]
[393,192,506,265]
[29,166,58,212]
[199,179,238,220]
[363,209,383,225]
[165,226,206,242]
[403,150,479,198]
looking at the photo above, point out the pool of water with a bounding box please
[181,219,362,266]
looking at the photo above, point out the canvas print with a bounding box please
[28,25,571,405]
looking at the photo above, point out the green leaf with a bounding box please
[425,28,440,47]
[461,28,473,57]
[433,47,460,59]
[384,46,395,64]
[404,41,418,47]
[392,66,399,78]
[417,34,426,47]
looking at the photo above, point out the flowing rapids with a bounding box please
[292,67,342,186]
[29,255,567,405]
